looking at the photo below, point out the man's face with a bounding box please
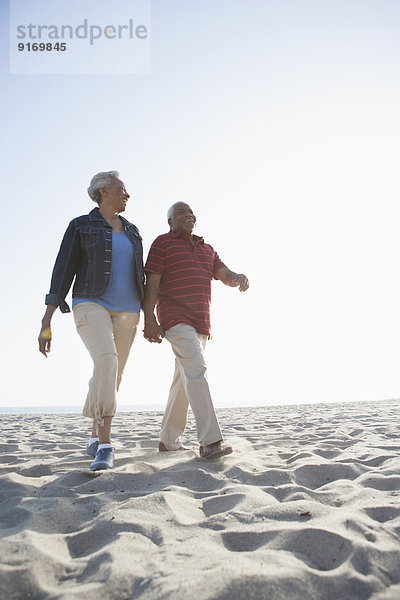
[169,202,196,235]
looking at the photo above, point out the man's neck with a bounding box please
[172,228,194,240]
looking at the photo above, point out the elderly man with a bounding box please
[143,202,249,460]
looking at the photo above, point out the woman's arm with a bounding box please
[142,273,164,343]
[38,304,58,357]
[39,219,80,356]
[45,219,81,313]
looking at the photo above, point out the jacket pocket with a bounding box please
[80,228,99,248]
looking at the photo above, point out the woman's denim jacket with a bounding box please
[45,208,145,313]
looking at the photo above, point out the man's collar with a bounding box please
[170,229,204,243]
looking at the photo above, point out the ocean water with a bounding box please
[0,404,165,415]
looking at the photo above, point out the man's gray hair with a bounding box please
[167,202,184,221]
[87,170,120,204]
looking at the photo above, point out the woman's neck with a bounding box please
[99,206,123,233]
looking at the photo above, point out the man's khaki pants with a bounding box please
[73,302,139,426]
[161,323,223,448]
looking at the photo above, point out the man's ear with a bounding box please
[98,187,106,202]
[168,217,172,229]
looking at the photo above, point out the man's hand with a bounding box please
[38,324,52,357]
[216,267,250,292]
[143,316,165,343]
[233,273,249,292]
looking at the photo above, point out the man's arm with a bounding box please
[142,273,165,343]
[215,267,249,292]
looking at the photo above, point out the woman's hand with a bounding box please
[38,306,57,357]
[38,324,52,357]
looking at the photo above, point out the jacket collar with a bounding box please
[89,207,108,224]
[88,207,134,231]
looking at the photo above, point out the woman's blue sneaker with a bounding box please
[86,440,99,458]
[89,447,114,471]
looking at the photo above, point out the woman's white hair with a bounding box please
[87,170,120,204]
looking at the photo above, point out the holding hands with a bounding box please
[143,315,164,343]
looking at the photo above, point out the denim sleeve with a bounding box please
[45,219,80,313]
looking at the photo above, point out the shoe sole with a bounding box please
[89,463,112,471]
[159,447,189,452]
[159,444,189,452]
[200,446,233,460]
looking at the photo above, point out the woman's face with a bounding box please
[100,178,130,213]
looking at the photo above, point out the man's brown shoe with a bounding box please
[199,442,233,460]
[159,442,189,452]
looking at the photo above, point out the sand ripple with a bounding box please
[1,400,400,599]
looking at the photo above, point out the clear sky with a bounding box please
[1,0,400,411]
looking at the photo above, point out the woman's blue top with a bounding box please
[73,231,140,313]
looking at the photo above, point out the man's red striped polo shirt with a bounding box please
[144,230,226,337]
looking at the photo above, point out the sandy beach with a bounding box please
[1,400,400,600]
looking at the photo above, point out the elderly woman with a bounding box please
[38,171,144,471]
